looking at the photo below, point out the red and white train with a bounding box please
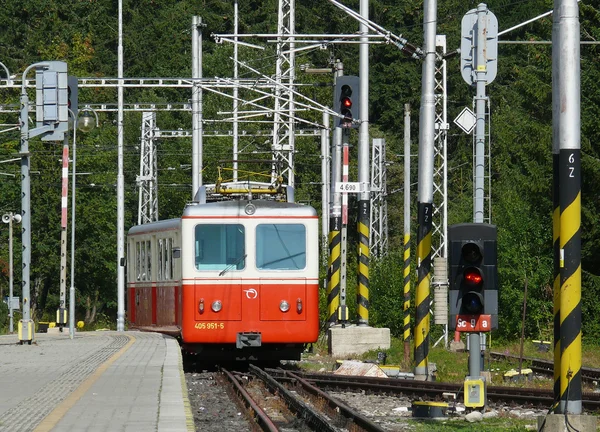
[126,183,320,361]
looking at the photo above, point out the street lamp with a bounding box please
[68,107,99,339]
[77,109,98,133]
[2,212,21,333]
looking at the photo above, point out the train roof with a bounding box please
[182,199,317,218]
[128,218,180,236]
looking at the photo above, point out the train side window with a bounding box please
[136,241,142,281]
[146,240,152,281]
[256,224,306,270]
[165,238,172,280]
[140,241,146,280]
[194,224,245,271]
[158,238,163,281]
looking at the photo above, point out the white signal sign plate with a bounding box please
[455,314,492,332]
[336,182,360,193]
[454,107,476,134]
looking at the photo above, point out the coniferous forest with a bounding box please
[0,0,599,343]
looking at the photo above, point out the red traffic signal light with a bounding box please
[448,223,499,331]
[464,267,483,286]
[462,267,484,314]
[334,76,360,129]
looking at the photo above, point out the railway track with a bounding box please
[190,364,600,431]
[490,351,600,384]
[222,364,387,431]
[266,369,600,412]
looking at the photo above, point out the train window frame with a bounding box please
[255,223,306,271]
[194,223,245,272]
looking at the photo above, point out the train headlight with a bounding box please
[211,300,222,312]
[296,298,302,313]
[198,298,205,314]
[279,300,290,312]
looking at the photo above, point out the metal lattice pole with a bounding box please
[432,35,448,261]
[370,138,388,258]
[271,0,296,186]
[137,112,158,224]
[432,35,449,349]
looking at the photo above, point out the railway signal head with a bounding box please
[333,75,360,129]
[448,223,498,331]
[67,75,78,119]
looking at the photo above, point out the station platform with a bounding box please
[0,330,194,432]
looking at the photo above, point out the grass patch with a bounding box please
[409,417,535,431]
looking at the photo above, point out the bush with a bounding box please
[0,301,8,331]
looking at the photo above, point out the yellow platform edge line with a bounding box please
[34,335,136,432]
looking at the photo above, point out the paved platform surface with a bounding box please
[0,330,194,432]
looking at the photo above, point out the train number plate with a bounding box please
[455,315,491,332]
[194,322,225,330]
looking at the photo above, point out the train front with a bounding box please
[180,199,319,362]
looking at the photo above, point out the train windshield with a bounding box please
[195,224,245,271]
[256,224,306,270]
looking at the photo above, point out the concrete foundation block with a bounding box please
[328,325,390,357]
[537,413,597,432]
[449,340,466,352]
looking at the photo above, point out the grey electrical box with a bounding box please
[3,296,20,311]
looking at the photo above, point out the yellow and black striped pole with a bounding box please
[556,0,581,415]
[403,103,412,354]
[357,200,370,325]
[403,232,411,359]
[552,152,561,405]
[558,148,581,414]
[551,0,561,405]
[327,126,343,326]
[327,215,341,325]
[415,202,432,376]
[414,0,436,379]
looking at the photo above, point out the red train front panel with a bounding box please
[179,201,319,349]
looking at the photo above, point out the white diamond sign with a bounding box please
[454,107,476,134]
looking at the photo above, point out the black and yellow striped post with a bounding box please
[556,0,581,415]
[551,1,561,404]
[558,148,581,414]
[552,152,561,406]
[414,202,432,377]
[327,215,341,325]
[403,103,412,362]
[357,200,370,325]
[403,232,411,362]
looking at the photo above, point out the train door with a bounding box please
[135,239,153,326]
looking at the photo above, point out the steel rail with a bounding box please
[284,369,387,432]
[249,364,338,432]
[221,367,279,432]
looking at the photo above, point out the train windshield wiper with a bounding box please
[219,254,247,276]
